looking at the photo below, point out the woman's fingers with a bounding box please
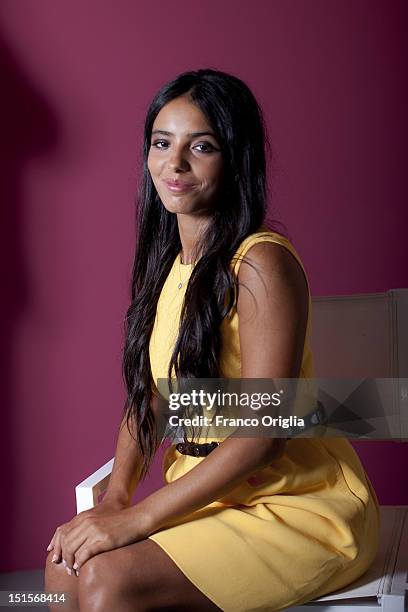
[46,510,93,566]
[47,509,107,575]
[50,527,63,564]
[46,530,57,552]
[60,523,88,576]
[73,539,105,570]
[70,515,117,570]
[50,521,76,566]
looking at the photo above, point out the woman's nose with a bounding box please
[168,147,189,171]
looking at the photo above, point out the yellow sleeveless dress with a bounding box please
[148,227,380,612]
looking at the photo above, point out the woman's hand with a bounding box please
[46,499,147,575]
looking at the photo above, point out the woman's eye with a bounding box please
[193,143,216,153]
[151,140,168,149]
[150,140,217,152]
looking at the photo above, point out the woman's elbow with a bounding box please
[260,437,287,464]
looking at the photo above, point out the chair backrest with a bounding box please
[309,289,408,440]
[310,289,408,378]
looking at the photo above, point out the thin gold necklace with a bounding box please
[177,254,193,290]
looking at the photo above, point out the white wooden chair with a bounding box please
[75,289,408,610]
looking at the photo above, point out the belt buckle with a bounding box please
[176,441,220,456]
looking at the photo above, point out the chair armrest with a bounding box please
[75,458,114,514]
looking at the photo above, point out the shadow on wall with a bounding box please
[0,32,60,572]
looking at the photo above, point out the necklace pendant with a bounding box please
[177,282,183,289]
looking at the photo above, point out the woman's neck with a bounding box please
[177,214,212,264]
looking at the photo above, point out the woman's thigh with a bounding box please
[77,538,220,611]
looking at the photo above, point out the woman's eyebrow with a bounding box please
[151,129,217,138]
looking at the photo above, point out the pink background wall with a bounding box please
[0,1,406,573]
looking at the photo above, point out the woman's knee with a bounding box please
[78,553,126,612]
[44,551,79,611]
[77,554,107,592]
[44,550,67,589]
[78,552,144,611]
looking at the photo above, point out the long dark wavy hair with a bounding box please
[122,68,285,480]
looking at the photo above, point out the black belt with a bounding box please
[176,441,220,457]
[284,401,327,437]
[175,403,327,456]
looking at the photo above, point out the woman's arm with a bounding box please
[103,393,161,508]
[133,241,309,535]
[136,435,284,534]
[48,395,161,566]
[54,242,309,574]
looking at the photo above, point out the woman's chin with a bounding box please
[159,196,214,218]
[161,199,197,214]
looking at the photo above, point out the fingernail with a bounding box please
[75,570,80,577]
[73,562,78,570]
[52,554,58,563]
[66,568,72,576]
[47,544,53,551]
[62,559,66,567]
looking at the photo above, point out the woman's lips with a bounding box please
[163,179,196,193]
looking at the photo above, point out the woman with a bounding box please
[45,69,380,611]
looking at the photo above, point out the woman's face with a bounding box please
[147,94,224,216]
